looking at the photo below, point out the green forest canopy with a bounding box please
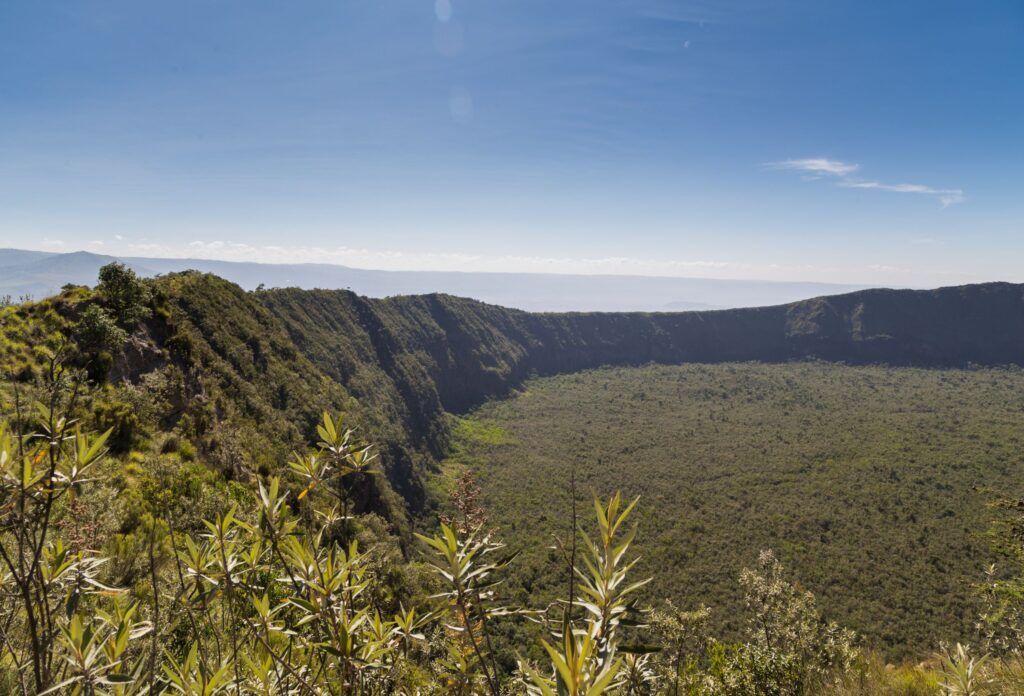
[443,362,1024,658]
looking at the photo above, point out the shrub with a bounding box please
[178,437,197,461]
[74,303,127,353]
[93,395,142,453]
[159,432,181,454]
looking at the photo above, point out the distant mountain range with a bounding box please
[0,248,870,311]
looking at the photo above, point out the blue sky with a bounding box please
[1,1,1021,285]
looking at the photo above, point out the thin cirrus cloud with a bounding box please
[772,158,860,177]
[836,179,965,207]
[769,158,964,207]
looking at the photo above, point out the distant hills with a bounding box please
[0,248,868,311]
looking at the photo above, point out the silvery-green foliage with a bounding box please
[0,359,134,695]
[937,643,991,696]
[519,493,651,696]
[649,601,712,695]
[620,652,658,695]
[679,550,858,696]
[417,520,518,695]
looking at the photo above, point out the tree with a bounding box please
[97,262,152,326]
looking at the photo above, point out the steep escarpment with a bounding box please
[263,280,1024,417]
[143,273,411,526]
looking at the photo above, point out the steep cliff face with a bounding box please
[263,281,1024,418]
[155,275,1024,519]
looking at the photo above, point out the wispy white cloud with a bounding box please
[161,240,764,277]
[769,157,964,207]
[770,158,859,176]
[95,239,971,286]
[837,179,964,207]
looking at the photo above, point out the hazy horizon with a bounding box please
[0,246,878,312]
[0,241,1014,290]
[2,244,897,286]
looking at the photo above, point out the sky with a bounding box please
[1,0,1021,286]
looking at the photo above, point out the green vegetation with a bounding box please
[96,262,152,327]
[445,363,1024,657]
[4,267,1024,692]
[5,362,1024,694]
[0,290,86,382]
[7,271,1024,543]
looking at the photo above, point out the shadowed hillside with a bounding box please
[260,280,1024,418]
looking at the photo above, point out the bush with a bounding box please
[178,437,197,461]
[93,395,142,453]
[74,303,127,353]
[159,432,181,454]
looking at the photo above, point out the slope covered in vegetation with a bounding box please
[4,349,1024,694]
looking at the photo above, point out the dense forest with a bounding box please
[2,265,1024,693]
[443,363,1024,658]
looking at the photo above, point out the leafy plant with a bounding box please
[0,358,121,694]
[937,643,990,696]
[520,493,649,696]
[417,521,516,694]
[5,339,1024,694]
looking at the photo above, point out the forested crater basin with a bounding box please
[440,362,1024,658]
